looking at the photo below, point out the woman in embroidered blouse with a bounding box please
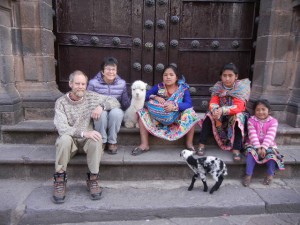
[197,63,251,161]
[243,99,284,187]
[131,65,200,156]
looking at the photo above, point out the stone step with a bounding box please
[48,213,300,225]
[1,178,299,225]
[1,120,300,145]
[0,144,299,180]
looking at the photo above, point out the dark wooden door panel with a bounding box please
[55,0,133,35]
[57,46,131,92]
[169,0,259,110]
[54,0,259,111]
[54,0,143,92]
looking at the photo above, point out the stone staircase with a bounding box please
[0,119,300,224]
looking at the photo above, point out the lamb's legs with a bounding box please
[201,179,208,192]
[209,175,224,194]
[188,174,197,191]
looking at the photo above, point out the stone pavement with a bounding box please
[1,178,300,225]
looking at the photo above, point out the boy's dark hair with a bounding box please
[220,63,239,75]
[253,99,272,111]
[101,57,118,71]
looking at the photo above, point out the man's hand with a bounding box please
[91,106,103,120]
[83,130,102,142]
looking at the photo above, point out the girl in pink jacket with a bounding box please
[243,99,284,187]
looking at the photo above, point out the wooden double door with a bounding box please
[54,0,259,110]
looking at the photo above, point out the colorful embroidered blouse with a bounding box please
[208,79,251,116]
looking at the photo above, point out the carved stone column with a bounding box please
[0,0,22,125]
[286,2,300,127]
[14,0,62,120]
[251,0,295,123]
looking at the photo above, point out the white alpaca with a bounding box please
[123,80,147,128]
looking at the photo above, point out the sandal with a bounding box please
[242,175,252,187]
[131,147,149,156]
[232,153,242,162]
[195,147,205,156]
[263,176,273,185]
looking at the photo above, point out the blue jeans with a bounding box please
[94,108,124,144]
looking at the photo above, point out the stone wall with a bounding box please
[0,0,62,125]
[0,0,22,125]
[250,0,300,127]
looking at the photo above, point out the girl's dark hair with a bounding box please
[253,99,272,111]
[162,64,179,77]
[220,63,239,75]
[101,57,118,70]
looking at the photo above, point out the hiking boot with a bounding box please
[107,143,118,154]
[52,172,67,204]
[86,173,102,200]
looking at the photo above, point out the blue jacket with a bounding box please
[87,72,130,110]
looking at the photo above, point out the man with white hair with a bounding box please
[52,70,120,204]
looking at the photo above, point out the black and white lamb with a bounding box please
[180,149,228,194]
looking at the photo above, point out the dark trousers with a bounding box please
[199,117,243,150]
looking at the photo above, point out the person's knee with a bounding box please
[56,135,73,147]
[88,139,102,152]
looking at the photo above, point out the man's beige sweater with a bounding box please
[54,91,121,137]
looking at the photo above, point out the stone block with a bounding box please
[41,57,56,82]
[24,108,54,120]
[287,108,300,127]
[13,55,24,82]
[21,29,54,55]
[16,81,62,103]
[23,56,55,81]
[0,0,11,9]
[19,1,40,28]
[276,0,294,11]
[274,36,292,61]
[0,108,23,125]
[259,0,273,14]
[275,11,293,35]
[271,62,287,86]
[0,26,12,55]
[257,13,272,37]
[0,84,21,108]
[0,5,12,27]
[0,56,14,83]
[296,36,300,62]
[40,2,53,30]
[40,29,54,56]
[11,28,23,55]
[258,9,293,36]
[252,61,272,86]
[23,56,39,81]
[255,36,272,61]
